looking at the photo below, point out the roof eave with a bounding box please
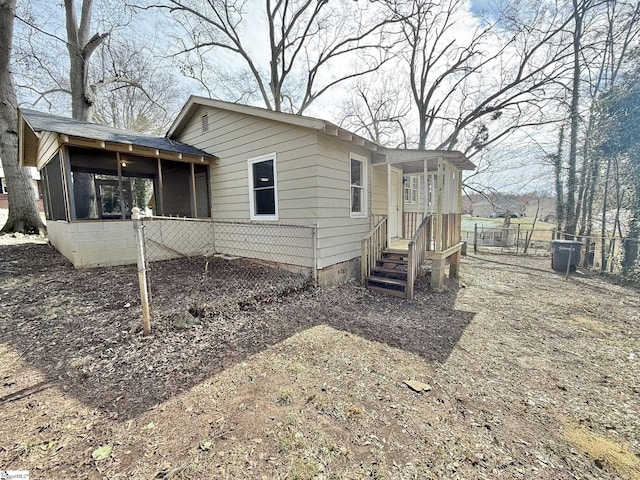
[58,134,218,164]
[18,109,41,168]
[167,96,326,139]
[167,97,381,152]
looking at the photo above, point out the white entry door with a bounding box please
[389,169,403,238]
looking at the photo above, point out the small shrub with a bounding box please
[278,388,293,406]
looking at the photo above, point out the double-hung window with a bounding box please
[404,175,418,204]
[350,154,367,217]
[248,153,278,220]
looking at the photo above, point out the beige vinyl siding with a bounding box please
[175,105,319,224]
[371,165,387,220]
[315,135,371,269]
[174,104,381,272]
[36,131,60,170]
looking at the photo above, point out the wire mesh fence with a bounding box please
[133,215,317,329]
[462,223,640,279]
[462,225,556,255]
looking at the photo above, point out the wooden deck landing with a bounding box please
[389,238,410,251]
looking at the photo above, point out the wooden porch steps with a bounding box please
[366,249,409,297]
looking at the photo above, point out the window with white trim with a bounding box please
[404,175,418,204]
[350,155,367,217]
[248,153,278,220]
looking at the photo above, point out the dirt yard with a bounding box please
[1,236,639,479]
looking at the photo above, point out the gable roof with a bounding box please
[167,96,382,152]
[19,109,216,167]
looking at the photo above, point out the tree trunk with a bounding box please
[524,197,540,254]
[0,0,46,234]
[418,106,427,150]
[565,0,585,237]
[554,125,565,235]
[600,156,611,271]
[65,0,98,122]
[64,0,107,218]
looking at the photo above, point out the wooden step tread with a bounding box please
[367,275,408,287]
[366,285,406,298]
[377,258,407,266]
[383,248,409,255]
[372,266,408,278]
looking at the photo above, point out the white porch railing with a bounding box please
[406,214,434,299]
[360,216,388,284]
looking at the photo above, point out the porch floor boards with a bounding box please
[389,238,410,251]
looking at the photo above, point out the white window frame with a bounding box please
[404,175,418,204]
[350,153,367,218]
[248,152,279,221]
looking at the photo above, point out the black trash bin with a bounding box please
[550,240,582,272]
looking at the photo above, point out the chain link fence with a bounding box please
[462,222,640,279]
[462,225,555,255]
[132,214,317,331]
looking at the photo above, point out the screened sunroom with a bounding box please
[18,109,216,267]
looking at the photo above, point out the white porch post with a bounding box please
[423,158,428,220]
[386,162,392,245]
[436,157,444,252]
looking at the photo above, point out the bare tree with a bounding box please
[564,0,597,236]
[142,0,405,114]
[92,38,184,134]
[337,76,411,147]
[0,0,46,234]
[573,0,640,238]
[402,0,575,153]
[64,0,111,121]
[13,0,144,123]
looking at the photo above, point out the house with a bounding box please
[0,163,41,197]
[472,196,522,218]
[18,97,474,296]
[522,195,557,223]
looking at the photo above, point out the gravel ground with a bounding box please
[0,236,639,479]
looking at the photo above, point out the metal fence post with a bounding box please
[132,207,152,335]
[474,223,478,253]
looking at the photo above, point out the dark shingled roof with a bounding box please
[21,109,214,158]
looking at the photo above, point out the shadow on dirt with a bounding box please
[0,243,474,420]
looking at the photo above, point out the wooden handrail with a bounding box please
[406,214,433,299]
[361,216,388,284]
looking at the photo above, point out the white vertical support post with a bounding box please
[423,158,428,220]
[132,207,152,335]
[457,168,463,244]
[436,158,444,252]
[386,162,392,246]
